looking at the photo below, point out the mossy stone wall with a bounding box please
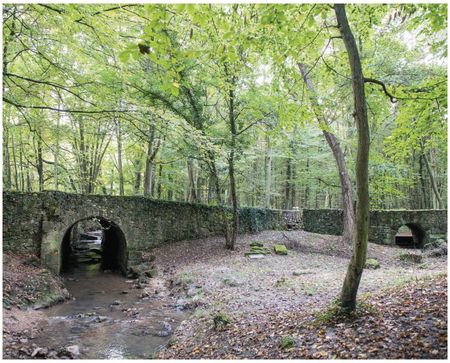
[302,208,447,246]
[3,191,296,273]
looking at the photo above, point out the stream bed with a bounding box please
[33,268,187,359]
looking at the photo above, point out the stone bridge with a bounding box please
[301,209,447,247]
[3,192,285,274]
[3,191,447,274]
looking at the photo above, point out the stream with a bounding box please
[33,231,187,359]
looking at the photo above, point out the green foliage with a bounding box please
[279,335,296,349]
[213,312,232,330]
[2,4,447,212]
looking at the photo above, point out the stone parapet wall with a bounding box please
[3,192,293,272]
[302,208,447,246]
[3,192,446,273]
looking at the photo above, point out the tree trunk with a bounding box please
[335,4,370,311]
[144,115,157,196]
[419,153,428,209]
[264,134,272,208]
[3,123,11,190]
[167,173,174,201]
[208,155,231,247]
[156,163,163,199]
[36,130,44,192]
[298,62,355,244]
[420,139,442,209]
[227,77,239,250]
[284,156,292,209]
[11,131,19,190]
[133,158,143,195]
[186,157,198,202]
[116,120,124,196]
[54,114,60,191]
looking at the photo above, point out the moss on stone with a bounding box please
[274,244,288,255]
[365,258,380,269]
[250,241,264,248]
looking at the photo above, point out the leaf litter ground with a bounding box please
[152,230,447,359]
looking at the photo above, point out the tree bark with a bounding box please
[3,123,11,190]
[186,157,198,202]
[298,63,355,244]
[116,120,124,196]
[144,115,159,196]
[36,129,44,192]
[264,134,272,208]
[133,158,143,195]
[335,4,370,311]
[420,139,442,209]
[226,74,239,250]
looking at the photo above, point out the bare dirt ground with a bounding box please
[150,230,447,359]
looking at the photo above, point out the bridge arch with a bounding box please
[394,223,426,248]
[60,216,128,275]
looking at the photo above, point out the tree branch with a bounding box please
[363,77,397,103]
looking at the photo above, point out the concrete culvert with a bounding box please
[60,217,127,275]
[395,224,425,249]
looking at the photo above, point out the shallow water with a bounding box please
[34,268,187,359]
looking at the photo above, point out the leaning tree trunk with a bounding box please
[335,4,370,311]
[420,138,442,209]
[298,63,355,244]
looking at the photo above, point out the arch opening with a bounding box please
[60,217,127,275]
[394,224,425,248]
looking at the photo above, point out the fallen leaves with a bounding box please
[157,275,447,359]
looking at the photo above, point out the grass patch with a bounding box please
[314,299,376,326]
[279,335,296,349]
[398,253,423,264]
[213,312,232,330]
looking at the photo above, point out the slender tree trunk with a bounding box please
[420,139,442,209]
[335,4,370,311]
[156,163,163,199]
[11,127,19,190]
[304,158,310,207]
[36,130,44,192]
[116,120,124,196]
[264,134,272,208]
[133,158,143,195]
[144,116,157,196]
[167,173,173,201]
[186,157,198,202]
[226,77,239,250]
[208,155,231,246]
[109,168,114,194]
[54,114,60,191]
[418,153,428,209]
[298,62,355,244]
[284,156,292,209]
[3,124,11,190]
